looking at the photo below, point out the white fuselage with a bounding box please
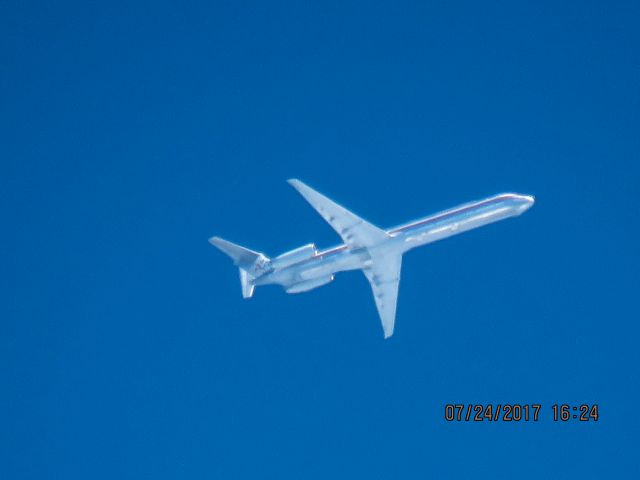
[253,193,534,292]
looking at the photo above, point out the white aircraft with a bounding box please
[210,179,534,338]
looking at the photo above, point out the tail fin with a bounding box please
[208,236,270,299]
[238,268,255,299]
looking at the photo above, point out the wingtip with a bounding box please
[383,324,395,339]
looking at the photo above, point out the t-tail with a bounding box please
[208,237,271,299]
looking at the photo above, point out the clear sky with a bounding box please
[3,0,639,478]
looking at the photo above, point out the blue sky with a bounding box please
[2,0,639,478]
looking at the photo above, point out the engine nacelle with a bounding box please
[271,243,317,269]
[285,275,334,294]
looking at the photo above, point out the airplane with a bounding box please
[209,179,534,338]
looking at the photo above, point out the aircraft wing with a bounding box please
[363,253,402,339]
[288,179,388,249]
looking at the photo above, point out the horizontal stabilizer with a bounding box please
[209,236,270,298]
[209,236,262,268]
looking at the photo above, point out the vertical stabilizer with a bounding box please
[239,268,255,299]
[209,236,270,298]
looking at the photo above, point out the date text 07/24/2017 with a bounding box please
[444,404,599,422]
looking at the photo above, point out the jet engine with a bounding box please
[285,275,334,294]
[271,243,317,269]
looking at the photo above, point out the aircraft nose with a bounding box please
[518,194,535,212]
